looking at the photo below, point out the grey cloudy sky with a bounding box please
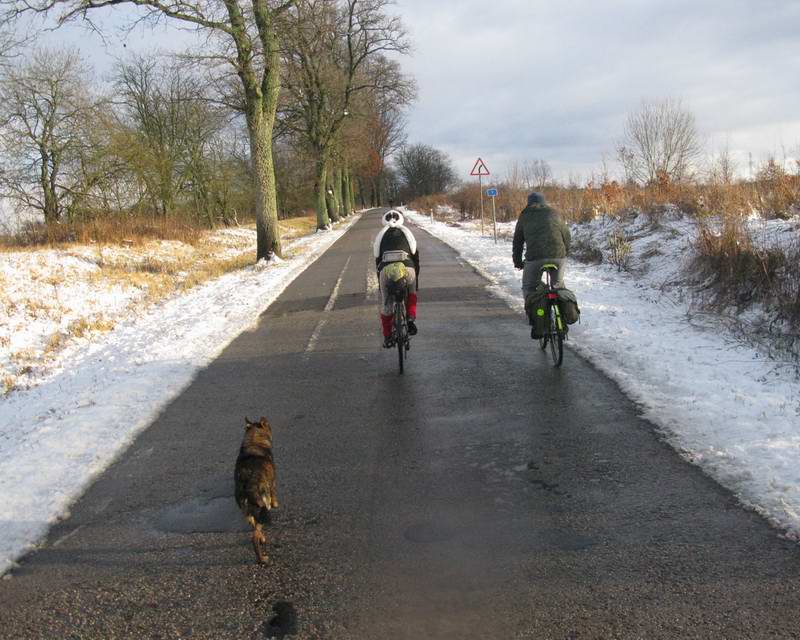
[394,0,800,182]
[32,0,800,183]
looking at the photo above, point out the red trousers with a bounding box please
[381,293,417,337]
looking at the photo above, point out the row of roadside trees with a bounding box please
[0,1,415,260]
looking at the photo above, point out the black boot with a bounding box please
[407,319,418,336]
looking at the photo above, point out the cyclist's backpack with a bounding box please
[524,284,548,338]
[557,288,580,325]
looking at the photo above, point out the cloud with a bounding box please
[395,0,800,180]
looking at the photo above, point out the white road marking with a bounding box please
[366,260,379,300]
[305,256,351,354]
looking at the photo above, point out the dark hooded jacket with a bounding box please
[512,204,571,267]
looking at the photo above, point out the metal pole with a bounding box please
[479,174,485,236]
[491,194,498,244]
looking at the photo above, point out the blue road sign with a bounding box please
[486,188,498,197]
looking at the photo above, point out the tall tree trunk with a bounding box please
[248,112,281,258]
[40,156,59,224]
[242,3,283,260]
[326,166,339,223]
[342,163,352,217]
[369,177,378,207]
[377,171,385,206]
[356,176,367,208]
[332,166,342,221]
[314,153,331,229]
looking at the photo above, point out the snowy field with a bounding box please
[405,208,800,542]
[0,216,359,575]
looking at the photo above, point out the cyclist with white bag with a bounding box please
[373,210,420,348]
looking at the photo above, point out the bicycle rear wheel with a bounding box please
[548,304,563,367]
[395,302,406,374]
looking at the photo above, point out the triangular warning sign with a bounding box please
[470,157,490,176]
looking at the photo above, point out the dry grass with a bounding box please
[445,169,800,225]
[2,374,16,395]
[693,215,800,350]
[180,253,255,290]
[0,214,205,250]
[279,215,316,240]
[694,217,791,304]
[0,212,321,383]
[67,317,116,339]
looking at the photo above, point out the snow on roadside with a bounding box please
[404,208,800,540]
[0,226,274,395]
[0,216,359,575]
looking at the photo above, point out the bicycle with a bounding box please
[538,264,566,367]
[389,284,411,374]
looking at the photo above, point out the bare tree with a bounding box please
[394,143,456,200]
[709,142,737,185]
[617,98,702,185]
[0,29,16,65]
[2,0,296,259]
[279,0,411,228]
[113,55,226,219]
[0,47,96,223]
[522,159,552,190]
[356,90,407,206]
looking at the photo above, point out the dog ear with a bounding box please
[259,416,270,428]
[245,416,254,427]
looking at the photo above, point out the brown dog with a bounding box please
[234,416,279,564]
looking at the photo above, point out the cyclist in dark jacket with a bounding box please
[373,210,420,348]
[512,192,571,300]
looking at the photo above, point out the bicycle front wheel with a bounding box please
[548,304,563,367]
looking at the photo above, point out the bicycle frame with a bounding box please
[391,286,410,374]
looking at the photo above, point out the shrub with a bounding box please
[694,217,787,307]
[752,159,799,219]
[607,228,632,271]
[409,193,451,217]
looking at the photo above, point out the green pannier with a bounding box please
[557,288,580,325]
[524,284,548,338]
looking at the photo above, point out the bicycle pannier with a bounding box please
[525,284,548,338]
[557,288,580,325]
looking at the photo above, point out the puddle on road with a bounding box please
[155,496,249,534]
[152,473,251,534]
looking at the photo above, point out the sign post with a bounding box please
[470,157,491,236]
[486,187,498,243]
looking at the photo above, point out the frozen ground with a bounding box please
[0,216,359,575]
[405,208,800,541]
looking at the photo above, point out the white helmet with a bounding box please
[382,209,404,227]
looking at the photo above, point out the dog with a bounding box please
[234,416,279,564]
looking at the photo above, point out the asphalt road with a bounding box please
[2,209,800,639]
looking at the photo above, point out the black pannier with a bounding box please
[557,288,580,325]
